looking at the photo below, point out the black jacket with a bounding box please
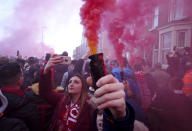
[1,87,53,131]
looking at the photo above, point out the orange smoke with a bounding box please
[88,39,97,55]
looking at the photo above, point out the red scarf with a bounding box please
[57,102,80,131]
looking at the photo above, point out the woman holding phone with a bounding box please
[39,54,135,131]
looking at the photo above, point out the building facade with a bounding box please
[73,32,88,59]
[75,0,192,66]
[152,0,192,66]
[73,30,115,60]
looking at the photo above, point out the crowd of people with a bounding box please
[0,47,192,131]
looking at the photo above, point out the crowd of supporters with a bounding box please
[0,48,192,131]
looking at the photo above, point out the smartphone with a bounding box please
[60,56,71,65]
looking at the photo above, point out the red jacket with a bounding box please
[39,69,96,131]
[183,70,192,99]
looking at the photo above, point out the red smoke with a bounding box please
[80,0,157,66]
[101,0,156,66]
[107,19,125,68]
[80,0,115,54]
[0,30,54,58]
[0,0,56,58]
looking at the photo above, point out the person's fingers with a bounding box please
[97,97,125,110]
[94,83,124,97]
[50,56,63,61]
[52,59,63,64]
[46,61,59,68]
[45,57,63,70]
[50,54,58,58]
[49,55,64,65]
[94,90,125,106]
[87,74,118,89]
[96,74,119,87]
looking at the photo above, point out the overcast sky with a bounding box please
[0,0,84,57]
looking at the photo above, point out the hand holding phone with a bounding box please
[61,56,71,65]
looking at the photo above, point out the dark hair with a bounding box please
[28,57,38,65]
[0,57,9,65]
[62,51,68,56]
[0,62,22,86]
[29,65,40,84]
[64,73,88,117]
[71,60,77,65]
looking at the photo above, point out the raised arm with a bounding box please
[39,54,64,106]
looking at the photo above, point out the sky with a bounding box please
[43,1,84,56]
[0,0,18,38]
[0,0,84,57]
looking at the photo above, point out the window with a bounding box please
[174,0,185,20]
[170,0,185,21]
[153,7,159,28]
[162,32,172,49]
[177,31,186,47]
[161,32,172,64]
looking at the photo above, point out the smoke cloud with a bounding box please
[0,0,61,58]
[104,0,158,67]
[81,0,192,66]
[81,0,157,66]
[80,0,116,54]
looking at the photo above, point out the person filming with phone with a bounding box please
[39,54,135,131]
[53,51,71,88]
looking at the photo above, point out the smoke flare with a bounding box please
[80,0,115,55]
